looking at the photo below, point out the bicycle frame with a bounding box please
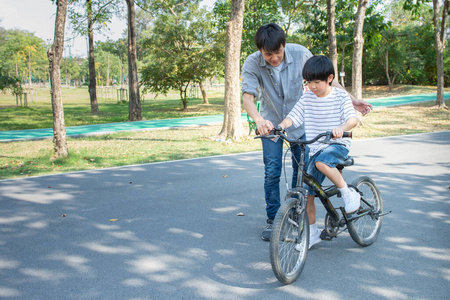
[287,142,340,224]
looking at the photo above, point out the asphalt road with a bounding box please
[0,131,449,299]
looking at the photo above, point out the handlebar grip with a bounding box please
[343,132,352,138]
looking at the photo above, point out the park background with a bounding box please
[0,0,449,179]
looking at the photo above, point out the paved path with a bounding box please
[1,131,449,299]
[1,92,448,142]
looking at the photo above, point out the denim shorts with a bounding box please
[304,144,349,196]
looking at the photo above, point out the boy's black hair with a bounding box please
[254,24,286,53]
[302,55,335,85]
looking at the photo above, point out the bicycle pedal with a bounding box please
[320,230,334,241]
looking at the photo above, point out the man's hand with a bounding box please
[352,99,373,116]
[331,80,373,116]
[256,119,274,136]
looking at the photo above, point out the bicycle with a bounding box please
[256,127,388,284]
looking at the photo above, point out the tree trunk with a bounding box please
[351,0,368,100]
[432,0,448,109]
[219,0,245,141]
[340,42,351,88]
[126,0,142,121]
[48,0,69,158]
[87,0,99,113]
[384,50,393,92]
[28,49,32,92]
[327,0,338,78]
[106,54,110,86]
[199,81,209,104]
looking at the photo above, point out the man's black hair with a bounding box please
[302,55,335,85]
[254,23,286,52]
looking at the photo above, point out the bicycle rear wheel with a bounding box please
[270,197,309,284]
[347,176,383,246]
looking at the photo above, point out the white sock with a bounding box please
[339,184,350,195]
[310,223,318,235]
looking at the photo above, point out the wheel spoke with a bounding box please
[347,176,383,247]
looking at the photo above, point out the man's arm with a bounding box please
[331,80,372,115]
[243,93,274,135]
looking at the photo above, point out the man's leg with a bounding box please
[261,138,283,241]
[262,138,283,220]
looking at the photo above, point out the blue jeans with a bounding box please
[261,135,307,220]
[304,144,349,196]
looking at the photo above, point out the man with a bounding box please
[242,23,372,242]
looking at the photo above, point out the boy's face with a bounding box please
[260,44,285,67]
[306,74,334,98]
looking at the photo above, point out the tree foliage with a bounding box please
[0,28,48,84]
[0,75,23,96]
[214,0,282,65]
[140,0,220,110]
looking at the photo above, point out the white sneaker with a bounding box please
[308,228,322,249]
[343,188,361,213]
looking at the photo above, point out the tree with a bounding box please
[0,29,47,87]
[351,0,369,99]
[48,0,69,158]
[218,0,245,141]
[0,75,23,105]
[327,0,338,78]
[139,1,220,110]
[378,28,403,91]
[214,0,281,66]
[403,0,449,109]
[68,0,118,113]
[95,38,128,87]
[431,0,448,109]
[126,0,141,121]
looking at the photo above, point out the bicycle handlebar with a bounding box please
[255,127,352,145]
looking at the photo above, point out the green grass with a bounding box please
[0,86,226,130]
[0,124,261,179]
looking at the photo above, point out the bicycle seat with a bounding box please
[337,156,354,168]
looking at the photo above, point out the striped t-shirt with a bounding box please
[287,87,357,157]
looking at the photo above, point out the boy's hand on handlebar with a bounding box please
[332,128,344,139]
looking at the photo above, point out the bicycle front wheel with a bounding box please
[270,197,309,284]
[347,176,383,246]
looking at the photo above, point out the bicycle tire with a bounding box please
[270,197,309,284]
[347,176,383,247]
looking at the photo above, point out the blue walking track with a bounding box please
[1,92,448,142]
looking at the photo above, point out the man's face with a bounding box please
[260,44,285,67]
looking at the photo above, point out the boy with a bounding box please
[278,55,361,249]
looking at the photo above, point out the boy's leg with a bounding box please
[306,195,316,224]
[315,162,346,188]
[304,153,323,249]
[313,145,360,213]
